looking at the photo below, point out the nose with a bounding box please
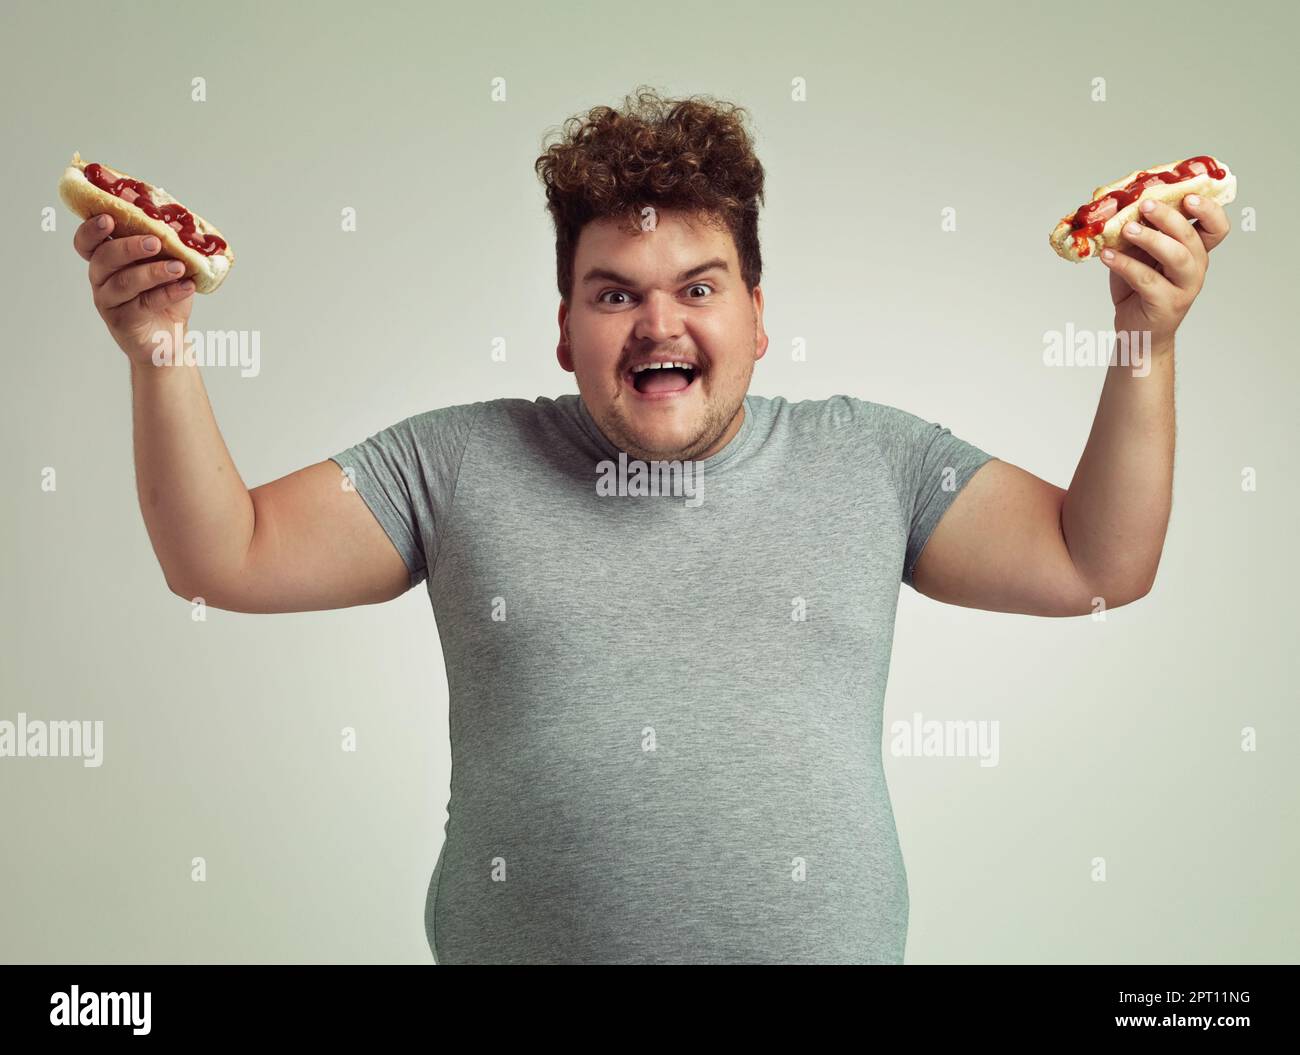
[631,289,684,345]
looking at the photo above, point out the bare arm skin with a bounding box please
[912,349,1173,617]
[1059,344,1174,602]
[911,357,1170,620]
[911,460,1100,617]
[913,193,1230,616]
[75,214,410,614]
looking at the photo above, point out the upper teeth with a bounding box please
[632,361,694,373]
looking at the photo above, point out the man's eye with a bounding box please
[598,285,711,305]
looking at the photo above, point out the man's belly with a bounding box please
[426,691,909,965]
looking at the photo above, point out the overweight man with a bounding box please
[69,89,1230,963]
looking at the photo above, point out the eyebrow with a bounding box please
[580,257,731,288]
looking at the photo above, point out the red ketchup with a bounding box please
[1067,155,1225,257]
[83,162,227,256]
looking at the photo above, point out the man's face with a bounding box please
[557,208,768,462]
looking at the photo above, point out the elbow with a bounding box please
[1120,563,1160,607]
[168,578,199,602]
[1130,575,1157,605]
[1076,575,1155,615]
[1113,581,1154,609]
[169,577,250,613]
[167,574,214,606]
[1063,555,1158,615]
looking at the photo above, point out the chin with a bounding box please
[628,431,698,461]
[606,409,705,462]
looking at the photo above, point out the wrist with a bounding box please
[130,352,199,383]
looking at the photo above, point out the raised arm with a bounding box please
[912,192,1229,617]
[73,213,412,614]
[910,458,1141,617]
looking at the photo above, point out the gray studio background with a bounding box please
[2,0,1296,963]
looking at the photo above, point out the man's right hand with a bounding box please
[73,212,415,613]
[73,213,196,368]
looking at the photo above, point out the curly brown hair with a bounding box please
[534,86,766,302]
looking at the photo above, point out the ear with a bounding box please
[556,300,574,372]
[752,285,769,362]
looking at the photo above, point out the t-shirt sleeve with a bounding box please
[865,401,997,589]
[328,401,484,589]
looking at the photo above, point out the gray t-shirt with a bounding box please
[330,392,995,964]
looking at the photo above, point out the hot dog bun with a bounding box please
[58,151,234,293]
[1049,157,1236,263]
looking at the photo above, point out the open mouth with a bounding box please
[626,362,699,399]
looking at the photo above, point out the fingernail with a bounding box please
[1125,222,1142,236]
[142,236,161,252]
[165,261,185,274]
[1140,199,1155,213]
[95,215,110,230]
[1186,194,1201,207]
[1102,249,1115,261]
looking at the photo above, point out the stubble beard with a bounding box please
[599,372,746,463]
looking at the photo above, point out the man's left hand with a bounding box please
[1100,194,1231,349]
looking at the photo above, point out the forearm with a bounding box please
[130,353,254,597]
[1060,339,1175,602]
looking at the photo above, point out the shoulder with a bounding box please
[405,395,603,452]
[750,392,921,442]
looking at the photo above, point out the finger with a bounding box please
[93,258,191,312]
[115,279,197,336]
[88,233,167,288]
[1184,192,1231,253]
[1125,242,1162,270]
[1120,202,1200,290]
[1136,196,1202,248]
[73,214,116,262]
[1139,197,1204,269]
[141,277,196,313]
[1101,244,1176,301]
[1108,240,1162,301]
